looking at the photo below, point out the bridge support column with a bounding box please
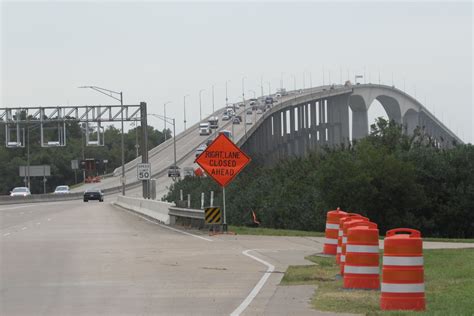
[310,101,317,150]
[327,95,350,147]
[289,107,296,156]
[352,109,368,140]
[403,110,419,135]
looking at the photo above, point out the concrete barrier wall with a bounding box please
[0,192,83,205]
[115,196,172,225]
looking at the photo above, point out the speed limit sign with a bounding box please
[137,163,151,180]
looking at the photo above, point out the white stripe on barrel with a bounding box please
[326,223,339,230]
[381,283,425,293]
[344,265,379,274]
[383,256,423,266]
[341,255,346,262]
[346,245,379,253]
[338,230,343,237]
[324,238,338,245]
[342,236,347,243]
[336,246,341,253]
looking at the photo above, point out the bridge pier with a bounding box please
[352,109,368,140]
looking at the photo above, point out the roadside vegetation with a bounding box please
[228,225,325,237]
[281,248,474,315]
[0,119,169,194]
[164,118,474,238]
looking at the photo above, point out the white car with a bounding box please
[54,185,70,194]
[195,144,207,157]
[10,187,31,197]
[256,109,263,114]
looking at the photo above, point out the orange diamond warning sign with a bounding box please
[195,133,251,187]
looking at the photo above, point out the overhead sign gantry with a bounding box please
[0,102,151,198]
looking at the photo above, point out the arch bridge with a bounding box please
[238,84,462,164]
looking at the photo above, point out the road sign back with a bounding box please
[195,133,251,187]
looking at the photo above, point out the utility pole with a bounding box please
[212,85,215,114]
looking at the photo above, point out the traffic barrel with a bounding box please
[381,228,425,311]
[344,223,379,289]
[340,218,370,275]
[336,213,368,264]
[323,208,347,255]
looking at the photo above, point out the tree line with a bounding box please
[163,118,474,238]
[0,120,170,194]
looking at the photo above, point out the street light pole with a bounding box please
[79,85,125,195]
[242,76,247,138]
[150,113,177,176]
[225,80,230,107]
[120,92,125,195]
[291,74,296,91]
[199,89,206,121]
[163,101,172,141]
[212,85,215,114]
[183,94,190,130]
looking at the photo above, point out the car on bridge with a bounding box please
[232,117,241,124]
[83,189,104,202]
[195,144,207,157]
[54,185,70,194]
[219,130,232,139]
[10,187,31,197]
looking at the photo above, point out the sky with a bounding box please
[1,0,473,143]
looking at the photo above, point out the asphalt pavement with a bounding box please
[1,198,325,315]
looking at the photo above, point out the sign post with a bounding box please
[195,133,251,232]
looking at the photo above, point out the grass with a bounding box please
[281,248,474,315]
[421,237,474,243]
[229,226,474,243]
[228,225,325,237]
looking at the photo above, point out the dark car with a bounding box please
[232,117,240,124]
[83,189,104,202]
[205,138,214,146]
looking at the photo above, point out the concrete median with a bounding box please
[114,195,172,224]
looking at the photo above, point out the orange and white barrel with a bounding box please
[340,218,370,275]
[344,224,379,289]
[323,208,347,255]
[336,214,368,264]
[381,228,425,311]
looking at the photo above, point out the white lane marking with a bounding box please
[230,249,275,316]
[36,222,41,225]
[47,218,51,221]
[0,200,79,211]
[3,233,11,236]
[116,204,213,242]
[22,227,27,230]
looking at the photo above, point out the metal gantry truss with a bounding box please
[0,105,142,148]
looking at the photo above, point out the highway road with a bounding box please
[0,197,326,315]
